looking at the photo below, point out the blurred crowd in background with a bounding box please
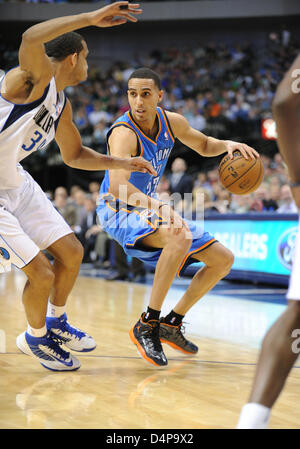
[1,25,297,153]
[66,31,297,154]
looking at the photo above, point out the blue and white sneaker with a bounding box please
[16,331,81,371]
[46,313,96,352]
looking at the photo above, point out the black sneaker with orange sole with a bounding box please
[129,313,168,367]
[159,319,198,354]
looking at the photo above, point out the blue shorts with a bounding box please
[97,196,217,277]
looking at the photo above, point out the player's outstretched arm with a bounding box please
[18,2,141,87]
[56,100,156,175]
[166,111,259,160]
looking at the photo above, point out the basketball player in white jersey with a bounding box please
[237,55,300,428]
[0,1,156,372]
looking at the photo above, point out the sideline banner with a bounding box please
[188,213,298,284]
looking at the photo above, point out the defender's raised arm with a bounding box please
[6,2,141,101]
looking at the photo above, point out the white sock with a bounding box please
[237,403,270,429]
[47,302,66,318]
[27,325,47,338]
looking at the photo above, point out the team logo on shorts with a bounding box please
[0,247,10,261]
[277,227,298,270]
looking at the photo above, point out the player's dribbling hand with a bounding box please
[125,157,157,176]
[224,140,260,160]
[88,2,142,28]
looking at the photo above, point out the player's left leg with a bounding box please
[45,233,96,352]
[15,175,96,353]
[46,234,83,307]
[173,241,234,315]
[160,242,234,354]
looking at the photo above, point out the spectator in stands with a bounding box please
[77,195,100,263]
[269,184,281,205]
[73,192,110,266]
[250,182,278,212]
[229,194,252,214]
[206,167,219,192]
[53,187,77,228]
[192,186,219,218]
[193,172,211,191]
[214,188,231,214]
[168,157,194,204]
[277,184,298,214]
[72,189,88,232]
[70,185,82,199]
[89,181,101,195]
[92,120,110,152]
[73,106,89,132]
[88,99,112,127]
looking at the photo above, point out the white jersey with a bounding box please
[0,75,66,189]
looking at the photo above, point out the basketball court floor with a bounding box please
[0,266,299,429]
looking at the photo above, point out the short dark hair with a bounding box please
[45,32,84,61]
[128,68,162,90]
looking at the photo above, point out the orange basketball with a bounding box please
[218,150,264,195]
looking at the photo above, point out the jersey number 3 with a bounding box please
[22,130,45,152]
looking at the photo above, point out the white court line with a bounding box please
[215,289,287,295]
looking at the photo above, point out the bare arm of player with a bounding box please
[272,55,300,196]
[55,100,157,175]
[166,111,259,160]
[4,2,141,99]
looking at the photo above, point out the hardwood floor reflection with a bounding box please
[0,269,299,429]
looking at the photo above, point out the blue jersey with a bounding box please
[100,106,175,200]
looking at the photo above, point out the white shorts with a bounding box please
[0,170,73,269]
[287,217,300,300]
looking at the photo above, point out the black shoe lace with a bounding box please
[147,321,163,352]
[46,331,70,360]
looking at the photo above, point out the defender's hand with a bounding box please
[124,157,157,176]
[88,2,142,28]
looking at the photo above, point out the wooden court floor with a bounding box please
[0,269,299,429]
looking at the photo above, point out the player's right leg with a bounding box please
[130,224,193,367]
[0,203,80,371]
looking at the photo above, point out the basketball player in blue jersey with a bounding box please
[97,67,259,367]
[0,2,156,372]
[237,55,300,429]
